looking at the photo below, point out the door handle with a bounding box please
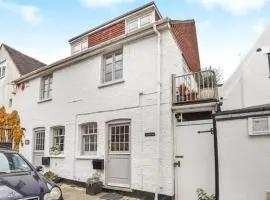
[174,161,180,168]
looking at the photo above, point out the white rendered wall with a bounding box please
[217,118,270,200]
[0,46,20,112]
[221,25,270,110]
[14,28,184,196]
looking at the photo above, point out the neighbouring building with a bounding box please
[6,2,204,199]
[0,44,45,111]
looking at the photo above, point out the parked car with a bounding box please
[0,148,63,200]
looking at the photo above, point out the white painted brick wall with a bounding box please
[12,28,184,196]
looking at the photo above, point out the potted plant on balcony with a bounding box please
[86,172,103,195]
[199,70,216,99]
[177,84,188,102]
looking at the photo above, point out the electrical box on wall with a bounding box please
[92,159,104,170]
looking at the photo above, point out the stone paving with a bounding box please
[60,184,140,200]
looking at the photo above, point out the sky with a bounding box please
[0,0,270,81]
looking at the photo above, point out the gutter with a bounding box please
[153,22,161,200]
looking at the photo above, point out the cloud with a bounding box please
[0,0,42,25]
[187,0,270,15]
[80,0,134,7]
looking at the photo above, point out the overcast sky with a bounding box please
[1,0,270,81]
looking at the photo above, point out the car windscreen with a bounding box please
[0,152,32,174]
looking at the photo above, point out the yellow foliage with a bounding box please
[0,106,24,151]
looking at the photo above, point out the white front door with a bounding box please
[33,128,45,167]
[174,120,215,200]
[107,123,131,188]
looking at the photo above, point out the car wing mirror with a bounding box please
[36,166,43,172]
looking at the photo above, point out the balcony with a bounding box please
[172,70,219,104]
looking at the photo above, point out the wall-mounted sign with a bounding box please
[25,140,30,145]
[145,132,155,137]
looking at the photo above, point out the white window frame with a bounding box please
[102,50,123,83]
[34,128,45,152]
[248,116,270,136]
[52,127,65,153]
[72,40,88,54]
[81,123,97,155]
[40,74,53,101]
[126,11,154,33]
[0,60,6,78]
[108,122,130,154]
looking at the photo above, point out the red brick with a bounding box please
[88,20,125,47]
[170,20,201,72]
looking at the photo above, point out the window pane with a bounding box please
[115,69,123,80]
[105,64,113,73]
[125,126,129,133]
[120,143,124,151]
[140,14,152,27]
[105,73,112,82]
[105,56,113,64]
[125,143,129,151]
[115,53,122,62]
[128,19,138,31]
[115,61,122,70]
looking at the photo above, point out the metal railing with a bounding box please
[172,70,219,104]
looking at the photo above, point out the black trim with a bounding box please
[60,178,173,200]
[212,116,219,200]
[216,113,270,121]
[268,53,270,77]
[215,104,270,116]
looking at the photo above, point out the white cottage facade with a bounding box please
[2,2,203,199]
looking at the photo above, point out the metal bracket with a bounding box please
[174,161,180,168]
[198,128,214,135]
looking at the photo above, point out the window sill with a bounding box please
[76,155,99,160]
[49,155,66,159]
[98,79,125,89]
[38,98,52,104]
[0,76,5,79]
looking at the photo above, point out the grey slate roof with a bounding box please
[2,44,46,75]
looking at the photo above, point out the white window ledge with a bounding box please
[98,79,125,89]
[38,98,52,104]
[49,155,66,159]
[76,155,100,160]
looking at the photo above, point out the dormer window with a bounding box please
[72,40,88,54]
[0,61,6,78]
[127,12,154,33]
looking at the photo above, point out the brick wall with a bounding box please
[88,20,125,47]
[171,20,201,72]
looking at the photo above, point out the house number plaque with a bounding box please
[145,132,155,137]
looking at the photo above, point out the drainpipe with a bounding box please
[212,114,219,200]
[153,22,161,200]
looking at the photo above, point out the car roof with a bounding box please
[0,148,17,153]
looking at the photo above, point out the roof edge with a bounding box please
[68,1,161,43]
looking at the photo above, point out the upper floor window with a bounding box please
[72,40,88,54]
[40,74,53,100]
[81,123,97,155]
[127,12,154,33]
[103,50,123,83]
[0,61,6,78]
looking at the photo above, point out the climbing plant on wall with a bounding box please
[0,106,24,151]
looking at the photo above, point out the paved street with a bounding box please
[60,184,140,200]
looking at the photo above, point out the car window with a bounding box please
[0,152,31,174]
